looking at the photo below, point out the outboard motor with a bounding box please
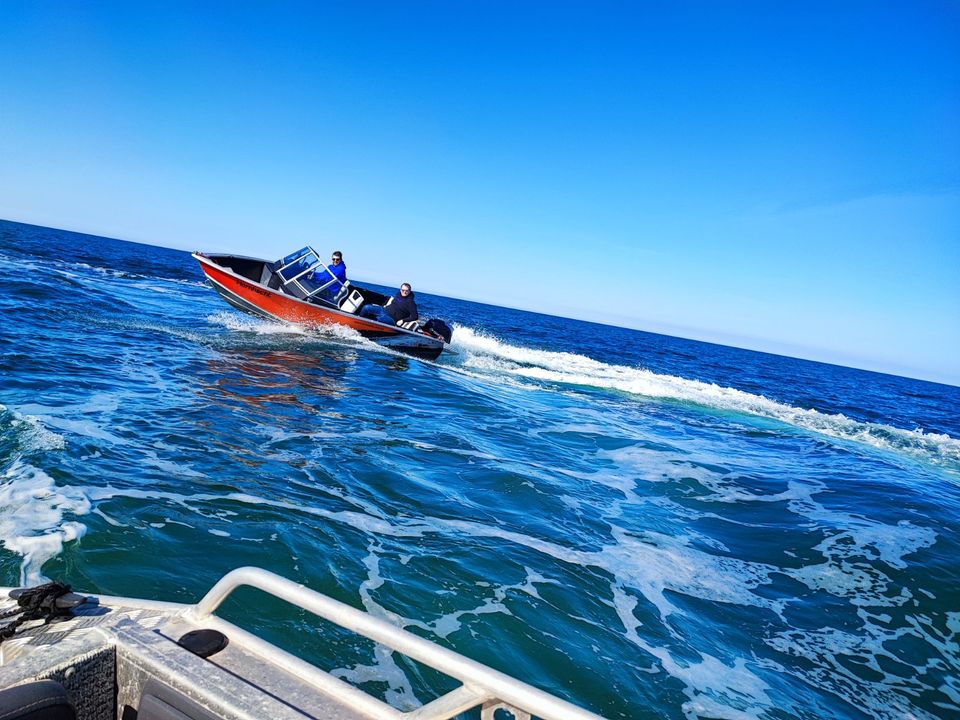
[422,318,453,344]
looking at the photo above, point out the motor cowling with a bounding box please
[422,318,453,344]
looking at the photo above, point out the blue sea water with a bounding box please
[2,218,959,719]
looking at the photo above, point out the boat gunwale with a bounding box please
[1,567,607,720]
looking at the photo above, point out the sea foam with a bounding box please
[0,403,67,453]
[450,327,960,473]
[0,460,90,585]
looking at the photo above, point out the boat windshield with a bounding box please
[274,246,344,302]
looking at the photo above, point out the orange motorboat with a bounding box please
[193,246,452,359]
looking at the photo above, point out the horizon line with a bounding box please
[2,214,957,389]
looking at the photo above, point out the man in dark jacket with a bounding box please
[361,283,419,325]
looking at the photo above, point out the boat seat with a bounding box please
[258,263,274,285]
[136,681,220,720]
[396,319,423,331]
[281,282,308,300]
[0,680,76,720]
[338,289,365,314]
[260,264,283,291]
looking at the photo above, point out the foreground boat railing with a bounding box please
[186,567,604,720]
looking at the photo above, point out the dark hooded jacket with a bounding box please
[385,290,418,322]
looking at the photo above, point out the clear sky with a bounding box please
[1,2,958,385]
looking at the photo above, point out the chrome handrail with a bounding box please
[186,567,605,720]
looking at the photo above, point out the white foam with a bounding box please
[20,414,128,446]
[84,486,428,538]
[396,571,531,640]
[68,477,954,717]
[207,311,309,336]
[611,577,777,718]
[1,404,66,452]
[338,547,565,708]
[81,483,781,621]
[451,327,960,472]
[783,492,939,606]
[142,450,205,479]
[764,614,953,720]
[332,546,422,710]
[0,460,91,585]
[92,508,128,527]
[207,310,369,343]
[79,479,935,626]
[205,311,391,360]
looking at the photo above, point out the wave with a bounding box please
[1,251,207,291]
[0,404,66,453]
[0,460,89,586]
[0,405,86,584]
[77,480,948,720]
[206,311,404,356]
[449,327,960,473]
[207,312,314,337]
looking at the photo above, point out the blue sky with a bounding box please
[1,2,958,384]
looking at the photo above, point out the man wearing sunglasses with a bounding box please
[309,250,348,300]
[360,283,419,325]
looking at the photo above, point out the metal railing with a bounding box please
[185,567,606,720]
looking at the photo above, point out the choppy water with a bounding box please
[2,218,959,720]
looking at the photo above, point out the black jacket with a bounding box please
[385,291,418,322]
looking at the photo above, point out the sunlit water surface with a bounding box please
[2,219,959,719]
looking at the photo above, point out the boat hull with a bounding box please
[193,253,445,359]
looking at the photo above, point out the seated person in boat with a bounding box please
[361,283,418,325]
[308,250,348,300]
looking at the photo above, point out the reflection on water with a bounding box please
[198,349,352,411]
[382,356,410,373]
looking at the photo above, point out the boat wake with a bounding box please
[198,313,960,473]
[206,312,414,358]
[449,327,960,474]
[207,312,316,337]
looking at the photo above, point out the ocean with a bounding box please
[2,218,958,720]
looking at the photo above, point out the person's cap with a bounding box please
[332,251,342,258]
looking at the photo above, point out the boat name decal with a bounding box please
[235,278,271,297]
